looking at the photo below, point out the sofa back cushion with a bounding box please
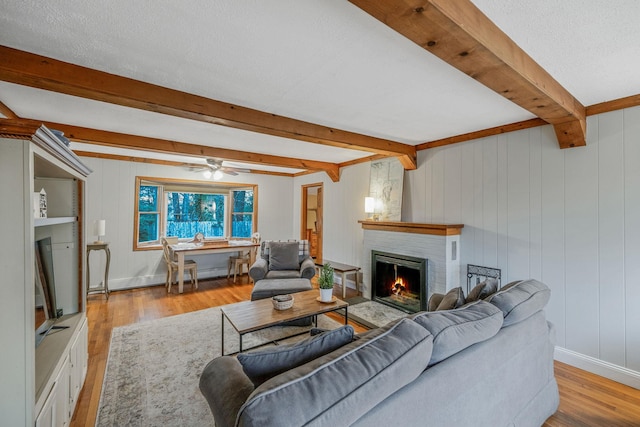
[237,318,433,427]
[411,300,503,366]
[485,279,550,327]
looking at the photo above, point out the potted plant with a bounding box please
[318,263,335,302]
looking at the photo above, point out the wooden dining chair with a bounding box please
[227,233,260,283]
[161,237,198,292]
[227,254,249,283]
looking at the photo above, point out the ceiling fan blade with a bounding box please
[224,166,251,174]
[184,163,208,172]
[222,169,238,176]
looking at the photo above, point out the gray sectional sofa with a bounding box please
[199,279,559,427]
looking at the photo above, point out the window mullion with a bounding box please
[160,185,167,239]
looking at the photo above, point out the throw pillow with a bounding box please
[466,278,499,303]
[427,293,444,311]
[268,241,300,270]
[237,325,354,386]
[436,287,465,310]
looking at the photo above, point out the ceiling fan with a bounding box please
[186,158,250,179]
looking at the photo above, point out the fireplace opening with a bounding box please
[371,250,427,313]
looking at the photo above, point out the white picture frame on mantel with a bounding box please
[368,157,404,222]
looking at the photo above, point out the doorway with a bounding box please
[301,183,323,263]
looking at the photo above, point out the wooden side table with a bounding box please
[315,260,361,299]
[87,242,110,299]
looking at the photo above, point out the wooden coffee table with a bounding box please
[221,289,348,355]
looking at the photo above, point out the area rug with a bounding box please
[96,306,341,427]
[344,299,409,329]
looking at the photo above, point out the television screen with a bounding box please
[35,237,58,347]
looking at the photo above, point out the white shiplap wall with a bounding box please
[293,106,640,387]
[292,162,370,270]
[81,158,294,290]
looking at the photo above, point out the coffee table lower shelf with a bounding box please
[220,289,349,355]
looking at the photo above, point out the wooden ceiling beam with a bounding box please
[0,100,18,119]
[73,151,294,178]
[0,118,341,181]
[0,45,416,169]
[349,0,586,149]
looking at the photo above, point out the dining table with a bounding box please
[169,241,260,293]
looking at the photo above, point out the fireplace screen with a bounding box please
[371,251,427,313]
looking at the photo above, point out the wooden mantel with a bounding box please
[358,220,464,236]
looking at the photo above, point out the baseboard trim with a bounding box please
[108,267,228,291]
[554,346,640,389]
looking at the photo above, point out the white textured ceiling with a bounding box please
[1,0,639,175]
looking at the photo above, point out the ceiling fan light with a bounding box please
[203,169,212,179]
[213,170,224,180]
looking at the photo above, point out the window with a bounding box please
[138,185,159,243]
[166,192,225,238]
[134,177,257,250]
[231,190,254,238]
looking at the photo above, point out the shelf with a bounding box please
[34,216,77,227]
[358,220,464,236]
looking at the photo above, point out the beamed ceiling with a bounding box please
[1,0,639,181]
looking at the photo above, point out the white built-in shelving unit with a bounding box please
[0,124,91,426]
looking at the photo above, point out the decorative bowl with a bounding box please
[272,294,294,310]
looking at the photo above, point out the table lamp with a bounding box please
[93,219,106,244]
[364,197,376,220]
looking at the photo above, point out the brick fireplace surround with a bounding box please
[359,221,464,302]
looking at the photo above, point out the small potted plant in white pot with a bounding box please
[318,262,335,302]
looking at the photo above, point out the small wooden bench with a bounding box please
[315,260,361,299]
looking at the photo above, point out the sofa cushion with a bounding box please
[436,287,466,310]
[466,278,499,303]
[237,325,354,386]
[485,279,550,327]
[411,300,503,366]
[264,270,301,279]
[237,318,433,427]
[268,241,300,270]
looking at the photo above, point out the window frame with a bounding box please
[133,176,258,251]
[229,188,255,238]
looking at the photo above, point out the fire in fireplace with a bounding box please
[371,250,427,313]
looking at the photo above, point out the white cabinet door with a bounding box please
[55,359,70,427]
[69,318,88,417]
[35,388,55,427]
[36,354,70,427]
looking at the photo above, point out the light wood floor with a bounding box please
[71,276,640,426]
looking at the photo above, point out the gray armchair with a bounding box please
[249,240,316,282]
